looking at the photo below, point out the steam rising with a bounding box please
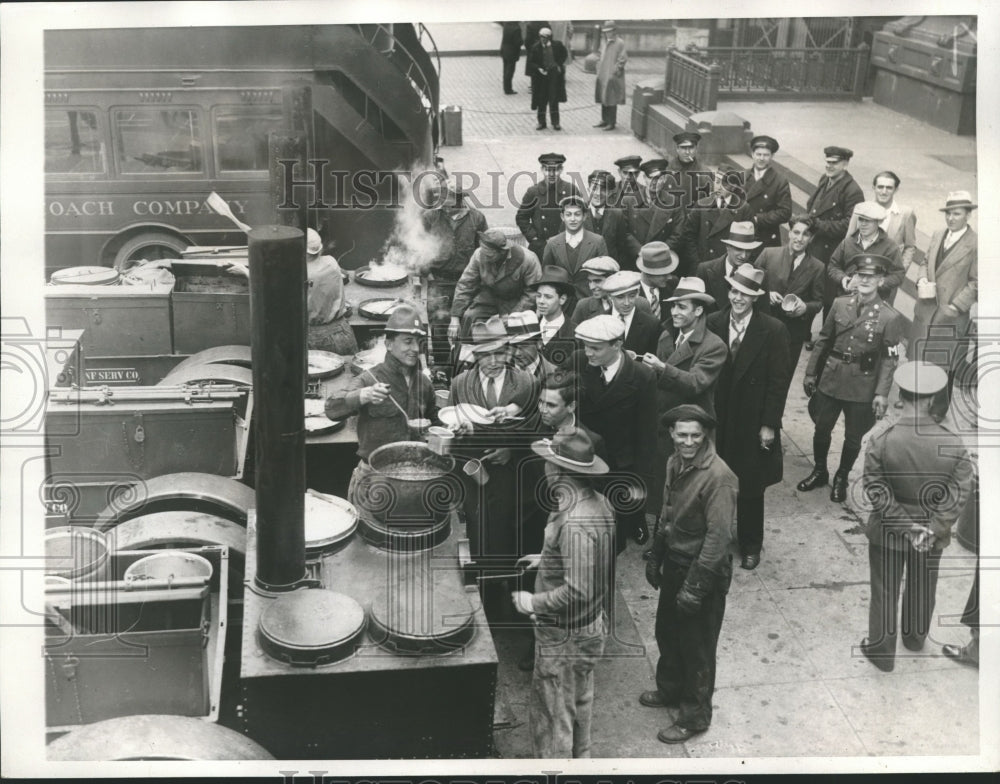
[376,170,447,275]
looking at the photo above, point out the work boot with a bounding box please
[797,467,829,492]
[830,471,849,503]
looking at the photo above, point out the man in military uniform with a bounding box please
[516,152,581,260]
[609,155,645,208]
[739,135,792,250]
[859,361,975,672]
[797,255,906,503]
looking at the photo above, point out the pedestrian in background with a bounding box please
[594,21,627,131]
[500,21,523,95]
[527,28,567,131]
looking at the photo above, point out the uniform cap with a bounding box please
[600,270,642,297]
[575,314,625,343]
[504,311,542,344]
[613,155,642,172]
[663,403,716,429]
[894,361,948,396]
[639,158,668,177]
[823,146,854,161]
[636,241,679,275]
[750,135,779,153]
[673,132,702,147]
[724,263,766,297]
[854,201,888,222]
[850,254,890,275]
[306,228,323,256]
[581,256,620,277]
[384,303,427,336]
[720,221,762,250]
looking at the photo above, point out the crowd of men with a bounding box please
[326,136,978,757]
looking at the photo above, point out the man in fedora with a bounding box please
[910,190,978,421]
[543,194,608,308]
[805,145,865,266]
[528,265,577,368]
[512,429,615,757]
[641,404,737,743]
[517,152,582,261]
[527,27,568,131]
[325,304,436,505]
[636,240,680,327]
[575,314,659,548]
[859,361,974,672]
[827,201,903,310]
[798,255,906,503]
[609,155,645,209]
[584,169,633,267]
[601,270,662,357]
[739,135,792,249]
[571,256,654,325]
[691,164,747,267]
[594,20,627,131]
[642,277,728,530]
[449,227,542,343]
[696,221,765,311]
[755,215,826,373]
[706,264,791,570]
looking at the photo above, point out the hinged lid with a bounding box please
[257,589,365,666]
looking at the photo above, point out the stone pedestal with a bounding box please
[687,110,753,155]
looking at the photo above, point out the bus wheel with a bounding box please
[112,231,188,271]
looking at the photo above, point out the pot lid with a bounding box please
[304,491,357,553]
[258,589,366,666]
[50,266,120,286]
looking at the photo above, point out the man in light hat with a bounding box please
[512,429,615,757]
[738,135,792,249]
[691,164,748,267]
[636,241,680,327]
[805,145,865,265]
[575,314,659,548]
[594,21,627,131]
[859,361,974,672]
[706,264,791,570]
[847,171,917,271]
[526,27,568,131]
[527,266,577,368]
[625,159,693,272]
[449,227,542,343]
[517,152,582,261]
[798,255,906,503]
[910,190,978,421]
[543,194,608,307]
[584,169,633,265]
[571,256,652,325]
[755,214,826,372]
[325,303,435,504]
[827,200,903,310]
[695,221,765,311]
[641,404,737,743]
[602,270,662,356]
[641,277,728,529]
[609,155,646,209]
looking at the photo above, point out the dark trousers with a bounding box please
[788,336,806,378]
[867,539,942,659]
[654,559,730,731]
[427,279,457,370]
[600,105,618,126]
[811,390,876,474]
[737,493,764,556]
[537,98,560,127]
[502,58,518,93]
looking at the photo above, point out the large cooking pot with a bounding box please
[360,442,458,525]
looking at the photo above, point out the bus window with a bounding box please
[114,108,204,174]
[45,109,105,176]
[213,106,283,174]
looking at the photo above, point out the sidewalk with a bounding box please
[434,35,983,763]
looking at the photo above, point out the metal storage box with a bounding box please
[45,284,173,357]
[45,545,229,732]
[171,260,252,354]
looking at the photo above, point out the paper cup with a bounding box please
[426,425,455,455]
[434,389,451,408]
[781,293,802,313]
[463,458,489,486]
[917,279,937,300]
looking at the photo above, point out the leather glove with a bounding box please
[645,559,662,590]
[675,584,702,616]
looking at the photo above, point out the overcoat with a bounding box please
[543,229,608,303]
[527,40,568,109]
[805,171,865,263]
[691,194,742,264]
[583,207,633,268]
[738,167,792,248]
[595,37,627,105]
[755,245,825,344]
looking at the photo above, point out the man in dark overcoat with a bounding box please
[516,152,581,260]
[738,135,792,249]
[695,221,764,312]
[526,27,567,131]
[805,145,865,264]
[691,165,746,267]
[706,264,791,570]
[500,22,523,95]
[584,170,633,268]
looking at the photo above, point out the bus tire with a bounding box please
[112,231,188,271]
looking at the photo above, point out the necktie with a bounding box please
[486,377,499,408]
[731,319,746,354]
[648,287,661,319]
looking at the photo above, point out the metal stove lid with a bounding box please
[304,491,358,553]
[258,589,365,666]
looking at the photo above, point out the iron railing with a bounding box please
[664,47,721,112]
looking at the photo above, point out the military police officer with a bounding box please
[797,255,905,503]
[516,152,582,260]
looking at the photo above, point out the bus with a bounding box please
[44,24,440,276]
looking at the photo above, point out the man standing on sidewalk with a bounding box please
[500,21,523,95]
[594,21,627,131]
[641,404,737,744]
[527,27,567,131]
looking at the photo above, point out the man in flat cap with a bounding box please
[847,171,917,273]
[543,194,608,309]
[910,190,978,421]
[636,240,680,328]
[827,201,904,312]
[517,152,582,261]
[738,135,792,250]
[594,21,627,131]
[449,227,542,343]
[527,27,568,131]
[584,169,634,267]
[695,221,765,312]
[571,256,653,325]
[609,155,646,209]
[691,164,748,268]
[706,264,791,570]
[859,361,974,672]
[575,314,660,548]
[798,255,905,503]
[641,404,737,744]
[602,270,662,357]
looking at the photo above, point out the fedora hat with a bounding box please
[504,311,542,344]
[940,190,977,211]
[720,221,762,250]
[529,265,575,296]
[470,314,509,353]
[665,276,715,304]
[601,20,617,32]
[636,241,679,275]
[725,263,766,297]
[531,430,609,475]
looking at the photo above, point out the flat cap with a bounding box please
[538,151,566,167]
[581,256,620,277]
[663,403,716,429]
[894,361,948,396]
[601,270,642,296]
[824,146,854,161]
[854,201,888,222]
[850,254,890,275]
[614,155,642,172]
[479,228,510,252]
[640,158,668,177]
[575,314,625,343]
[673,132,702,146]
[750,135,779,153]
